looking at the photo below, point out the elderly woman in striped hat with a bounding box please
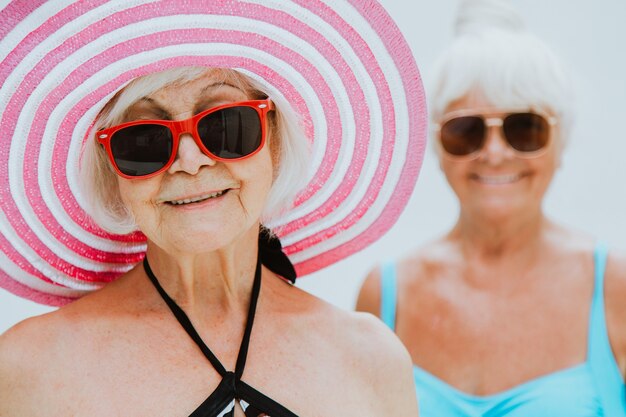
[0,1,426,416]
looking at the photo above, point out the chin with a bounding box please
[471,198,533,220]
[159,220,258,254]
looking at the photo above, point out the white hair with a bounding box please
[429,0,575,146]
[79,67,310,235]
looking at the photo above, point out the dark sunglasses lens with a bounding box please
[110,124,173,176]
[503,113,550,152]
[440,116,485,156]
[197,106,262,159]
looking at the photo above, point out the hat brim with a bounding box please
[0,0,426,305]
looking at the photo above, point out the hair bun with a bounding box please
[455,0,525,37]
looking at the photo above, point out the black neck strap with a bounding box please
[143,255,262,379]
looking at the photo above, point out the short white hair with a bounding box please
[80,67,310,235]
[429,0,575,145]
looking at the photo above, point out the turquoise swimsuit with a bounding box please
[380,243,626,416]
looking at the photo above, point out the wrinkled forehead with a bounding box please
[435,77,560,122]
[96,67,262,127]
[441,88,546,116]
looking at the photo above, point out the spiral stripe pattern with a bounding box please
[0,0,426,305]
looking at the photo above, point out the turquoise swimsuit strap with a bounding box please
[588,242,626,414]
[380,262,398,331]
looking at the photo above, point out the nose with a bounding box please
[168,133,217,175]
[477,118,515,164]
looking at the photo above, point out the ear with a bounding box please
[555,151,563,169]
[434,142,445,170]
[553,127,565,169]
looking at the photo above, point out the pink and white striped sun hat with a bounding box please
[0,0,426,306]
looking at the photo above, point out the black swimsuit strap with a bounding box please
[234,257,261,379]
[142,255,262,378]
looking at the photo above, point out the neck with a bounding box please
[144,224,260,314]
[451,206,548,261]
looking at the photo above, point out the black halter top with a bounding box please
[143,233,299,417]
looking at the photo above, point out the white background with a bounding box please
[2,0,626,333]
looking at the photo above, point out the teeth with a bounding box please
[169,190,226,205]
[476,174,521,185]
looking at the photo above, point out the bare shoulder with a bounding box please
[0,287,132,415]
[606,246,626,291]
[544,224,595,251]
[279,286,413,376]
[0,308,73,415]
[604,245,626,375]
[551,228,626,375]
[263,285,418,413]
[0,299,98,368]
[335,309,418,413]
[305,295,419,413]
[605,245,626,306]
[0,307,71,369]
[356,236,454,316]
[341,309,412,371]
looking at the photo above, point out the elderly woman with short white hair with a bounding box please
[358,0,626,416]
[0,2,426,416]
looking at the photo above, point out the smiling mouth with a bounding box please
[166,189,229,205]
[472,174,523,185]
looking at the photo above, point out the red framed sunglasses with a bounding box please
[97,99,274,179]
